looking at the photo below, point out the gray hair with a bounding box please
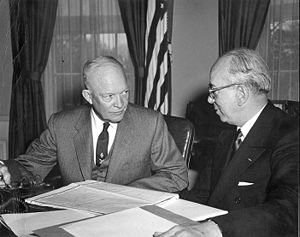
[82,56,126,89]
[211,48,271,94]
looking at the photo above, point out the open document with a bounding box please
[1,209,95,237]
[35,203,228,237]
[34,206,197,237]
[25,180,179,215]
[2,198,227,237]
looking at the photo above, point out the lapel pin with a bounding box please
[247,158,253,162]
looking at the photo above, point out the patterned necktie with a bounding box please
[96,122,110,167]
[224,129,243,167]
[234,129,243,152]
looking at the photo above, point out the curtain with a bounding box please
[219,0,270,55]
[119,0,173,114]
[257,0,299,101]
[44,0,134,119]
[118,0,147,105]
[8,0,58,159]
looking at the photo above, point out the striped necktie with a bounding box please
[224,129,243,167]
[234,129,243,151]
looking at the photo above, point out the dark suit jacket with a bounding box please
[6,104,188,192]
[209,101,298,237]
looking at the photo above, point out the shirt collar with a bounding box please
[238,103,267,139]
[90,108,118,130]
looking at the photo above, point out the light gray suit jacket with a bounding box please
[8,104,188,192]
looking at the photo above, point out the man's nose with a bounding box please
[207,95,214,104]
[114,94,124,107]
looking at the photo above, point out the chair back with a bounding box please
[164,115,195,167]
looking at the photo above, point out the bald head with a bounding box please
[210,48,271,95]
[208,49,271,127]
[83,56,127,90]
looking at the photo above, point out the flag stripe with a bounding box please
[144,0,165,100]
[157,55,171,111]
[144,0,170,114]
[148,32,168,109]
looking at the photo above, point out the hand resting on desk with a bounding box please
[153,220,223,237]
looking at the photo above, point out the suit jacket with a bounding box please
[6,104,188,192]
[209,101,299,237]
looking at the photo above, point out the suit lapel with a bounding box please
[209,145,266,204]
[105,106,134,182]
[209,103,274,205]
[73,107,93,180]
[210,130,236,192]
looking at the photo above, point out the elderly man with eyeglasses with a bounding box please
[0,56,188,193]
[155,48,298,237]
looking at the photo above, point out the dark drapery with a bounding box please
[218,0,270,55]
[118,0,147,105]
[8,0,58,159]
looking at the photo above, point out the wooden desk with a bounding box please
[1,182,228,237]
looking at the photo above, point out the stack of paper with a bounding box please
[25,180,179,215]
[157,198,228,221]
[60,207,186,237]
[33,202,228,237]
[1,180,228,237]
[1,210,95,237]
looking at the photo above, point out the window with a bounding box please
[44,0,134,118]
[257,0,299,101]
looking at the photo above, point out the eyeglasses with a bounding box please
[208,83,241,100]
[99,89,129,102]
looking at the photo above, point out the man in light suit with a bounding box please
[155,48,298,236]
[0,56,188,193]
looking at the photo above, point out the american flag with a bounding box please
[144,0,171,115]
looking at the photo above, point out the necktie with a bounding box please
[96,122,110,167]
[224,129,243,167]
[234,129,243,152]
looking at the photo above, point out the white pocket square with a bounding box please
[238,181,254,186]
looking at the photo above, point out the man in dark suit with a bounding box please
[0,56,188,192]
[155,48,298,237]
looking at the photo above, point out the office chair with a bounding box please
[163,115,195,168]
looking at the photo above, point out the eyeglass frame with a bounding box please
[208,83,242,100]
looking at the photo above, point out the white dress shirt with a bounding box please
[238,103,267,141]
[90,109,118,164]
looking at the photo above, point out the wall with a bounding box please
[0,0,218,158]
[171,0,218,117]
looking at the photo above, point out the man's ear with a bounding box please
[236,85,249,106]
[82,89,92,105]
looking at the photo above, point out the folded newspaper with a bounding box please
[25,180,179,215]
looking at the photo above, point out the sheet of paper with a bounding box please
[61,207,177,237]
[157,198,228,221]
[1,209,95,236]
[30,199,228,237]
[26,180,178,214]
[82,180,178,203]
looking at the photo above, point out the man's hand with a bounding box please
[0,161,11,188]
[153,220,222,237]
